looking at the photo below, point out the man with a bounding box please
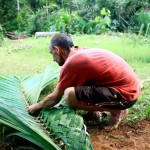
[29,33,141,130]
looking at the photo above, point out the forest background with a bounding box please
[0,0,150,37]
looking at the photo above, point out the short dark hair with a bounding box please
[50,33,74,52]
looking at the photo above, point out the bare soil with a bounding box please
[0,120,149,150]
[88,119,150,150]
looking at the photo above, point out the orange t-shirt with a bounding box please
[56,47,141,101]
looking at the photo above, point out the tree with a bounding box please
[0,0,18,31]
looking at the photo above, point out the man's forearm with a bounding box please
[38,94,60,109]
[28,88,64,115]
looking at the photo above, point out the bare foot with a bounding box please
[82,111,102,122]
[104,109,128,131]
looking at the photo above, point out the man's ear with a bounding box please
[53,46,60,54]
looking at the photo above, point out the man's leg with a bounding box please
[64,87,128,130]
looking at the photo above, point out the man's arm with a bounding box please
[28,88,64,115]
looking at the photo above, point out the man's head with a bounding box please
[50,34,74,66]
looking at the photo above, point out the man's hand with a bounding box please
[28,103,42,115]
[28,89,64,115]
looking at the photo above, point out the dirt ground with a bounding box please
[0,120,149,150]
[88,119,150,150]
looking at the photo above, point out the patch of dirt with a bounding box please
[88,119,150,150]
[0,120,149,150]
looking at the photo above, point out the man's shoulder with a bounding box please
[63,49,89,70]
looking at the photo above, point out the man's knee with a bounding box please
[64,87,78,108]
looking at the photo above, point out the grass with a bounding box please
[0,33,150,122]
[73,33,150,63]
[0,38,57,77]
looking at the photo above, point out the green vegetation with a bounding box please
[1,33,150,79]
[0,0,150,36]
[0,66,93,150]
[0,34,150,148]
[0,0,150,148]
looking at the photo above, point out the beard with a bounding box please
[55,57,65,66]
[58,61,64,66]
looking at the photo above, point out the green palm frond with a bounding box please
[22,65,60,105]
[0,76,60,150]
[0,65,93,149]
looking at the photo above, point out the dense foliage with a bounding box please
[0,66,93,149]
[0,0,150,36]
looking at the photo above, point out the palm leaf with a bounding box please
[22,65,60,105]
[0,76,60,150]
[0,65,93,149]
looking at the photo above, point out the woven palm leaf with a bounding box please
[38,105,93,150]
[0,65,93,149]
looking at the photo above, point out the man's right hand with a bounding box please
[28,89,64,115]
[28,103,42,115]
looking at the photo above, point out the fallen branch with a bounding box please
[6,32,28,40]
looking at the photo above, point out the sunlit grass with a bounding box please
[0,37,58,76]
[0,33,150,121]
[73,33,150,63]
[1,33,150,78]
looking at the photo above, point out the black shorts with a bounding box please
[75,86,137,110]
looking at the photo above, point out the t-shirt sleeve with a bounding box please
[56,66,85,90]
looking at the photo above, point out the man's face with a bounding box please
[50,47,65,66]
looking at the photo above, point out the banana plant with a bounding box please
[0,65,93,150]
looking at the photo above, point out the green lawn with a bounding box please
[0,33,150,122]
[1,33,150,79]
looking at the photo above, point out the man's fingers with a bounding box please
[28,103,42,115]
[28,106,34,115]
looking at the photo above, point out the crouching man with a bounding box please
[28,33,141,131]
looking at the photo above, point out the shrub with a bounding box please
[17,6,34,32]
[0,0,18,31]
[25,4,59,35]
[130,9,150,35]
[54,10,71,33]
